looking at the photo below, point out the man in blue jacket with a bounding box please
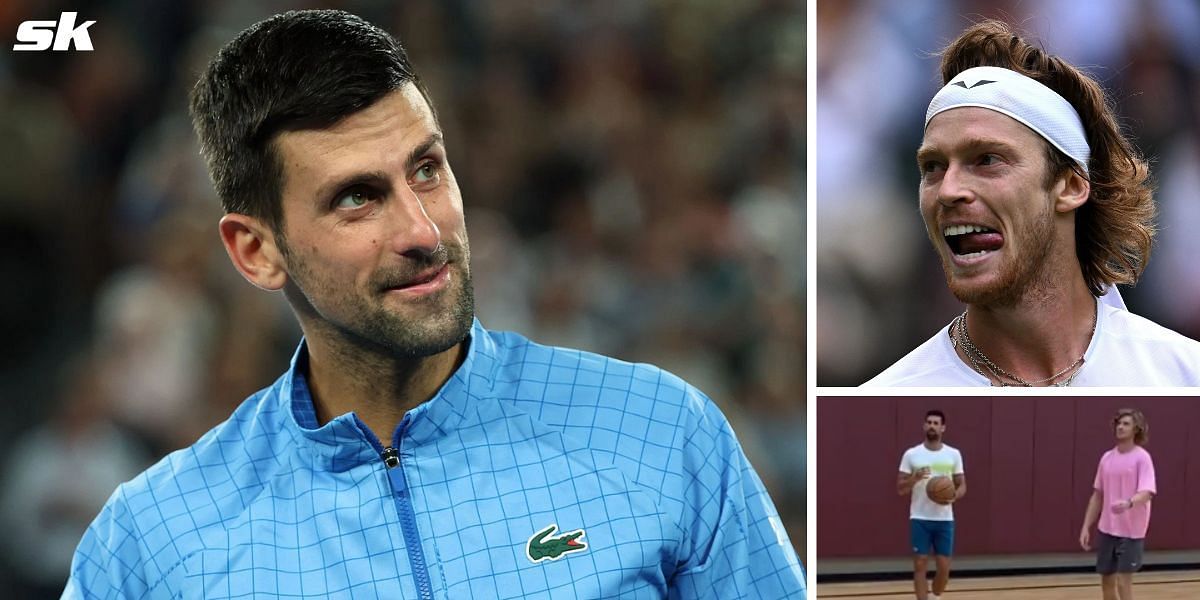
[64,9,805,599]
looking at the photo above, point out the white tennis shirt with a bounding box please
[866,297,1200,387]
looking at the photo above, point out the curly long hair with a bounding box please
[939,20,1155,296]
[1112,408,1149,446]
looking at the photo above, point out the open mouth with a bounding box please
[943,224,1004,259]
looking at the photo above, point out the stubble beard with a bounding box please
[283,237,476,360]
[357,265,475,358]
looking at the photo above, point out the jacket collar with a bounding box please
[275,318,499,471]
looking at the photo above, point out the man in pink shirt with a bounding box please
[1079,408,1156,600]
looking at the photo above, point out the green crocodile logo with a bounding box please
[526,524,587,563]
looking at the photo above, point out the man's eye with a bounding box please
[413,162,439,184]
[334,189,375,209]
[978,154,1000,166]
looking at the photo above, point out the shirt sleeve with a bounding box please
[898,449,912,474]
[667,388,806,600]
[1138,451,1157,495]
[954,449,965,475]
[62,487,153,599]
[1093,453,1104,493]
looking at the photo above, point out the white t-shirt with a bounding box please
[865,298,1200,386]
[899,443,964,521]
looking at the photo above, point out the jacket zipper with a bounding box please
[379,415,434,600]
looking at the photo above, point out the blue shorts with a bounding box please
[910,519,955,556]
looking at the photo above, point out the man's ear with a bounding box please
[1054,168,1090,213]
[218,214,288,291]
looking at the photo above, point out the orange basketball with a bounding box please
[926,476,956,504]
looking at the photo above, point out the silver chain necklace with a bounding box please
[950,307,1096,387]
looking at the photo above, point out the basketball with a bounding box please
[926,476,956,504]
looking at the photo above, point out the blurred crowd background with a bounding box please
[0,0,804,594]
[817,0,1200,385]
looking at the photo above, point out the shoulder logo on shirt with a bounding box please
[527,523,587,563]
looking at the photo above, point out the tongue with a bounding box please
[957,232,1003,254]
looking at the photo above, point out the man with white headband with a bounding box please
[866,20,1200,388]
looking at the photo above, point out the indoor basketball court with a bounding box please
[819,570,1200,599]
[817,397,1200,600]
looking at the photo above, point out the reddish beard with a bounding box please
[940,206,1056,308]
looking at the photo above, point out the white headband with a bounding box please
[925,66,1091,174]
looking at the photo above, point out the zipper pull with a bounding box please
[381,446,401,469]
[381,446,407,496]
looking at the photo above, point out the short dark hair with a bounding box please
[189,9,435,237]
[926,409,946,425]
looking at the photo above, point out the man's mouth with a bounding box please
[943,224,1004,259]
[403,265,444,286]
[384,263,450,294]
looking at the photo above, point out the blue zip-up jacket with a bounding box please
[64,321,806,598]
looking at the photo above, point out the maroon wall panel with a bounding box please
[817,396,902,556]
[1186,405,1200,547]
[1030,397,1078,549]
[1141,398,1192,547]
[986,398,1035,553]
[819,397,1198,560]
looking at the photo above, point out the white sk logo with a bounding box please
[13,12,95,51]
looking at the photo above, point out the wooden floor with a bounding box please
[818,570,1200,599]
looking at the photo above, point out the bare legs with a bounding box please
[912,555,951,599]
[912,555,929,600]
[933,555,952,595]
[1100,574,1118,600]
[1118,572,1134,599]
[1101,572,1134,600]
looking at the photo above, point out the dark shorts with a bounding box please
[1096,531,1144,574]
[910,519,955,557]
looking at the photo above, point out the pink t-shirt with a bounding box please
[1094,445,1156,539]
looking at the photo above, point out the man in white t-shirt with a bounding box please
[865,21,1200,387]
[898,410,965,600]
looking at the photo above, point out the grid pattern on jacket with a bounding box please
[65,322,805,599]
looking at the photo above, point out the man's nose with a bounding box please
[936,163,975,207]
[386,184,441,258]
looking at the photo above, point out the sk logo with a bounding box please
[951,79,996,89]
[13,12,96,51]
[526,524,588,563]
